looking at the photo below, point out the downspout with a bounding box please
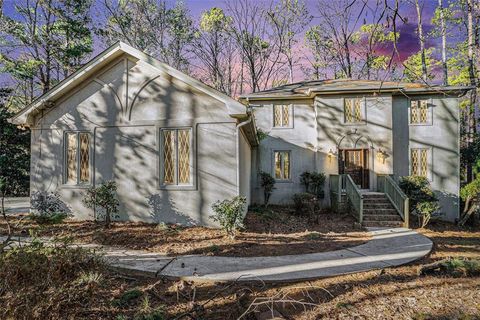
[236,100,253,196]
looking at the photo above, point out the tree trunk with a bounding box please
[415,0,428,82]
[438,0,448,86]
[105,209,111,228]
[466,0,477,182]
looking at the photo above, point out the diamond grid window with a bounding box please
[411,148,429,178]
[273,105,291,127]
[344,98,363,123]
[79,133,90,183]
[65,132,91,185]
[274,151,290,180]
[161,128,192,186]
[178,129,190,184]
[163,130,175,184]
[410,100,429,124]
[66,133,77,183]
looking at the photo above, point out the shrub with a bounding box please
[398,176,437,208]
[399,176,439,227]
[0,237,105,318]
[259,171,276,206]
[83,180,119,228]
[300,171,326,198]
[30,191,70,224]
[292,192,317,216]
[210,196,246,239]
[416,201,440,228]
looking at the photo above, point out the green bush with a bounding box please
[210,196,246,239]
[399,176,439,227]
[83,180,119,228]
[259,171,276,206]
[300,171,326,198]
[30,191,71,224]
[292,192,317,216]
[459,176,480,226]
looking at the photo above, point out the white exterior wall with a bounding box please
[30,54,243,226]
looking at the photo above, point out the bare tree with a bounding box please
[191,7,238,96]
[413,0,428,82]
[313,0,368,79]
[226,0,285,93]
[267,0,312,83]
[438,0,448,85]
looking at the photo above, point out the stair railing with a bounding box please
[345,174,363,223]
[377,175,409,228]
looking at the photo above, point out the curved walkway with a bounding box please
[102,227,432,283]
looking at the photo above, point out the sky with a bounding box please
[1,0,459,86]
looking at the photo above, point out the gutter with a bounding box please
[236,100,253,197]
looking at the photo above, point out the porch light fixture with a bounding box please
[376,149,388,163]
[327,149,336,159]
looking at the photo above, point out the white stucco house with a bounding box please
[10,42,471,227]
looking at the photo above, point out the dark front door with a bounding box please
[339,149,369,189]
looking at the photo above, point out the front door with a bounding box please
[339,149,369,189]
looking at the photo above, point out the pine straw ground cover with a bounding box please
[0,207,370,257]
[0,220,479,319]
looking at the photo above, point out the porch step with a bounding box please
[363,208,398,215]
[362,220,404,228]
[363,202,393,209]
[360,192,405,227]
[363,214,403,222]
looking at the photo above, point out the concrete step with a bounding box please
[362,220,404,228]
[363,214,403,221]
[362,193,388,200]
[363,208,398,215]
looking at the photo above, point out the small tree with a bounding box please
[210,196,246,239]
[82,181,119,228]
[459,176,480,226]
[416,201,441,228]
[259,171,276,207]
[300,171,311,192]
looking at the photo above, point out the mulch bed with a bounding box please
[0,206,370,257]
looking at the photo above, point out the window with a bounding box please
[161,128,192,186]
[344,97,364,123]
[64,132,91,185]
[273,104,291,127]
[410,99,430,125]
[274,151,290,180]
[410,148,429,178]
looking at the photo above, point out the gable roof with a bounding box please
[239,79,473,101]
[10,41,248,125]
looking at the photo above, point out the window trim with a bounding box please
[272,104,294,129]
[62,131,92,187]
[159,127,195,190]
[272,150,292,182]
[343,97,367,125]
[409,147,433,181]
[408,98,433,126]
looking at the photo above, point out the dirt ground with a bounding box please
[1,213,479,319]
[0,207,370,257]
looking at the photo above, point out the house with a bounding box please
[10,42,471,227]
[240,80,470,225]
[10,41,257,226]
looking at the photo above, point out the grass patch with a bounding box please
[113,289,143,308]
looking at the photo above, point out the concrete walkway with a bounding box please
[3,197,30,214]
[1,199,432,282]
[103,227,432,282]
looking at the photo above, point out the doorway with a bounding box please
[339,148,370,189]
